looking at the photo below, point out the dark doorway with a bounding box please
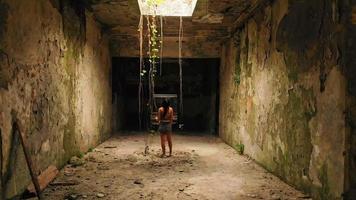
[112,57,220,134]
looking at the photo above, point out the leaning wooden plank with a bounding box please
[15,122,43,199]
[27,165,59,194]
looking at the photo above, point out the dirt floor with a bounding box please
[41,133,312,200]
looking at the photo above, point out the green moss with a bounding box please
[62,112,78,161]
[234,48,241,85]
[235,143,245,155]
[268,87,315,193]
[78,151,85,158]
[61,41,82,163]
[318,163,333,200]
[241,31,252,78]
[246,104,257,139]
[288,66,299,82]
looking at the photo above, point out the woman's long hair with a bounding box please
[161,99,170,118]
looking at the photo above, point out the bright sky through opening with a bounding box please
[138,0,198,16]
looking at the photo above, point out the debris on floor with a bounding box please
[69,156,86,167]
[42,134,311,199]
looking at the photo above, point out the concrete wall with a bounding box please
[0,0,112,198]
[111,37,222,58]
[219,0,349,199]
[345,0,356,197]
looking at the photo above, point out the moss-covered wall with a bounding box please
[219,0,348,199]
[0,0,112,198]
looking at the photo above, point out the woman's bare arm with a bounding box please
[169,107,174,124]
[157,108,162,123]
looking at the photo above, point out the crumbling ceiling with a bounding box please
[86,0,269,41]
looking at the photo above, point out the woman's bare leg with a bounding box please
[167,132,172,156]
[160,133,166,157]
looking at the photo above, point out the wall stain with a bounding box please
[0,1,9,50]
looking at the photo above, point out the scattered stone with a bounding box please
[82,195,87,198]
[134,180,142,184]
[271,194,281,200]
[69,156,85,167]
[179,170,184,173]
[96,193,105,198]
[50,180,80,186]
[64,167,76,176]
[179,188,184,192]
[88,155,97,162]
[104,145,117,148]
[127,155,138,162]
[97,165,110,170]
[64,194,78,200]
[246,194,258,198]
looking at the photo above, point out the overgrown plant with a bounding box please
[149,15,159,78]
[235,143,245,155]
[147,0,165,7]
[234,64,241,85]
[234,49,241,85]
[139,0,166,125]
[139,0,165,79]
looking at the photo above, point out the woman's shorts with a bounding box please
[158,123,172,133]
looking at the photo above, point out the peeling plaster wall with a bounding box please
[219,0,348,199]
[0,0,112,198]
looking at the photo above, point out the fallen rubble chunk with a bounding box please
[64,167,76,176]
[65,193,79,200]
[96,193,105,198]
[134,179,143,184]
[97,165,110,170]
[104,145,117,148]
[69,156,85,167]
[50,180,80,186]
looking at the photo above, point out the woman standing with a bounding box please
[157,99,173,157]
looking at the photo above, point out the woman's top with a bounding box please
[157,107,173,124]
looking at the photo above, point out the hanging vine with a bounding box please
[138,15,144,130]
[139,0,166,154]
[160,16,164,76]
[138,0,166,129]
[149,15,159,79]
[178,16,184,128]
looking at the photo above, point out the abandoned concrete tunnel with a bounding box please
[0,0,356,199]
[112,57,219,133]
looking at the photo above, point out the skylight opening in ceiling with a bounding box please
[138,0,198,16]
